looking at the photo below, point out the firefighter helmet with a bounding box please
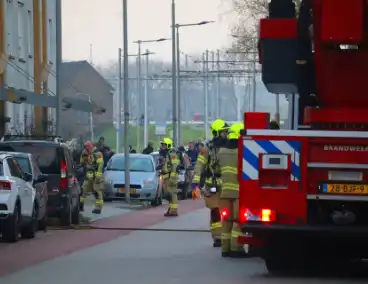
[210,119,229,137]
[160,137,173,149]
[228,122,244,140]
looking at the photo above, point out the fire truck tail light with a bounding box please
[244,208,276,222]
[261,209,275,222]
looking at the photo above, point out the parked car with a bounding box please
[104,153,162,206]
[0,137,81,226]
[150,151,159,166]
[8,152,48,230]
[0,153,43,242]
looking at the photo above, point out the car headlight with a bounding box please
[144,179,154,187]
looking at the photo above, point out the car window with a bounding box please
[13,157,32,175]
[7,158,23,179]
[0,162,3,176]
[64,148,75,174]
[2,144,60,174]
[107,156,154,172]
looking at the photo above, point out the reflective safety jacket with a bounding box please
[162,150,180,181]
[217,147,238,199]
[80,149,104,180]
[193,143,221,186]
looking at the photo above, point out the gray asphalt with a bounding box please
[2,208,368,284]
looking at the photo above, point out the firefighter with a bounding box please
[192,119,229,247]
[218,122,249,258]
[159,137,180,217]
[79,141,104,214]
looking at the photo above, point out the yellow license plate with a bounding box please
[119,188,137,194]
[323,184,368,194]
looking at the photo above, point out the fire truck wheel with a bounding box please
[264,257,292,275]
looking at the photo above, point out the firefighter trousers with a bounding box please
[219,197,244,253]
[204,190,221,242]
[80,176,104,210]
[164,179,178,214]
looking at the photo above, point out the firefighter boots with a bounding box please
[164,211,178,217]
[92,208,101,214]
[213,239,221,247]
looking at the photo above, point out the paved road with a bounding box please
[1,200,368,284]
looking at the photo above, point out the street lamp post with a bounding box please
[171,0,177,146]
[133,38,169,149]
[122,0,130,203]
[174,20,215,144]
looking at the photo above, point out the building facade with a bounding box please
[0,0,56,134]
[60,61,114,140]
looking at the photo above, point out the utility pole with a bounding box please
[176,25,181,144]
[211,50,215,121]
[137,41,142,151]
[117,48,122,153]
[216,49,220,118]
[204,50,209,139]
[171,0,177,145]
[122,0,130,203]
[276,94,280,123]
[144,49,149,147]
[184,54,188,122]
[55,0,62,136]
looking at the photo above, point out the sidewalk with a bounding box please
[82,195,168,222]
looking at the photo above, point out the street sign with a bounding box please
[155,122,166,136]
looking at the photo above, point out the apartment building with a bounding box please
[0,0,57,134]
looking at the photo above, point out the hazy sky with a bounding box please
[62,0,234,65]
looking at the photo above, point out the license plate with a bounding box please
[322,184,368,194]
[119,188,137,194]
[178,174,185,182]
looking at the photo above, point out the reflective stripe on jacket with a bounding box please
[192,146,209,183]
[162,150,180,180]
[218,147,239,199]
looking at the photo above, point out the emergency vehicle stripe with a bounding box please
[271,140,300,181]
[242,147,259,180]
[286,140,301,152]
[242,140,301,181]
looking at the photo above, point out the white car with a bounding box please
[0,153,38,242]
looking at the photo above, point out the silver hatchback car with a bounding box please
[103,154,162,206]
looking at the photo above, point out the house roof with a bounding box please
[60,60,114,93]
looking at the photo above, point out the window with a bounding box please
[48,19,53,61]
[0,162,3,176]
[7,158,23,179]
[3,144,60,174]
[27,10,32,55]
[13,157,32,175]
[17,2,26,59]
[107,156,154,172]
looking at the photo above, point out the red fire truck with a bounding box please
[237,0,368,273]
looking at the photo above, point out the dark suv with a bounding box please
[0,137,80,226]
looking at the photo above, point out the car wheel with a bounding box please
[2,202,21,242]
[60,198,72,226]
[21,203,38,239]
[71,197,80,225]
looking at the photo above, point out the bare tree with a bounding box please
[227,0,268,52]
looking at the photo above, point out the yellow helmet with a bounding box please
[160,137,173,149]
[210,119,229,137]
[228,122,244,140]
